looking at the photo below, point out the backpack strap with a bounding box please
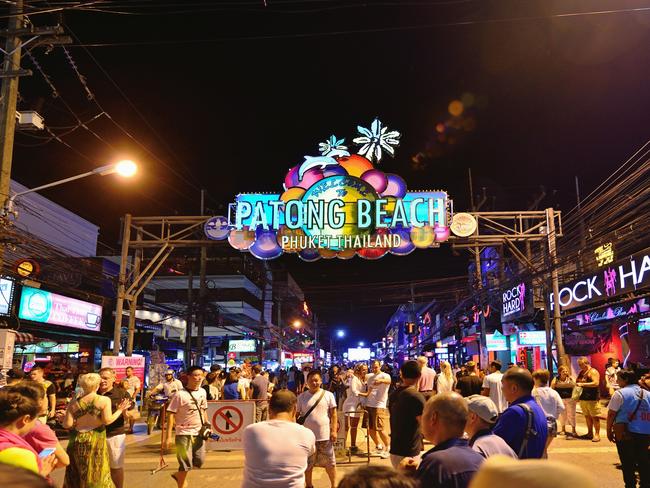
[516,403,537,458]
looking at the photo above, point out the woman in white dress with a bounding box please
[342,363,369,454]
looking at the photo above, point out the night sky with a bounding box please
[8,0,650,345]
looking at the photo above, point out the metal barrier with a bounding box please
[340,409,371,464]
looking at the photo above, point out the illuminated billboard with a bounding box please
[228,339,257,353]
[18,286,102,331]
[518,331,547,346]
[348,347,371,361]
[205,119,457,261]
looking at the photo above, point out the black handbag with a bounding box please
[297,390,325,425]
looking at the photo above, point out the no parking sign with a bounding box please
[206,400,255,450]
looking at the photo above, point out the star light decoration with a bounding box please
[353,118,401,163]
[318,135,350,158]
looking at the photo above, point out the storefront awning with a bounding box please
[11,331,36,343]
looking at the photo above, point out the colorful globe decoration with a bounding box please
[249,229,283,260]
[300,175,378,251]
[204,216,229,241]
[390,227,415,255]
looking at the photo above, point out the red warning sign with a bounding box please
[212,405,244,435]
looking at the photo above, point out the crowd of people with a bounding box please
[1,355,649,488]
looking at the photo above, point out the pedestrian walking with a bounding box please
[123,366,141,434]
[401,392,485,488]
[606,369,650,488]
[481,360,507,413]
[416,356,436,402]
[328,365,346,406]
[62,373,130,488]
[165,366,209,488]
[297,370,337,488]
[250,365,270,422]
[465,395,517,459]
[98,368,133,488]
[242,390,316,487]
[366,360,392,458]
[388,360,426,469]
[532,369,565,457]
[492,367,548,459]
[576,356,602,442]
[551,365,577,437]
[222,370,244,400]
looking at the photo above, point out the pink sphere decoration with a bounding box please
[434,224,451,242]
[360,169,389,194]
[381,174,407,198]
[284,165,300,189]
[297,168,324,189]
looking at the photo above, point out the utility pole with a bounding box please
[0,8,70,215]
[195,192,207,367]
[125,229,143,355]
[0,0,25,213]
[113,214,132,354]
[546,207,566,365]
[185,266,194,369]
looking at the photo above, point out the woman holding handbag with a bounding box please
[551,365,577,437]
[607,369,650,488]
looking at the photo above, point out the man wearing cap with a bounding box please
[465,395,517,459]
[150,370,184,398]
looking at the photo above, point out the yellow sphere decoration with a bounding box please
[410,226,435,248]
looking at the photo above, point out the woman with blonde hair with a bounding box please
[342,363,370,454]
[551,365,577,437]
[62,373,130,488]
[435,361,456,394]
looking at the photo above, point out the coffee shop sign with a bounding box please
[550,252,650,311]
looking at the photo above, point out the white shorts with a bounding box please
[106,434,126,469]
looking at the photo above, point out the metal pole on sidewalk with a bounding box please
[546,207,566,365]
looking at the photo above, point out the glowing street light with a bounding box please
[358,341,365,347]
[292,320,302,328]
[2,159,138,217]
[337,330,345,338]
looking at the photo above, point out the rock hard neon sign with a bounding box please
[208,119,453,261]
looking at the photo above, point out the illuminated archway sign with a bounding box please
[208,119,453,261]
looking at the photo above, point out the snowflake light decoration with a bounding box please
[353,118,401,163]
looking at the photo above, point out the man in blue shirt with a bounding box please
[402,392,484,488]
[606,369,650,488]
[492,367,547,459]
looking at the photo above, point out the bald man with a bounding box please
[402,392,485,488]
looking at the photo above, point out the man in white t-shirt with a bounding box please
[243,390,316,488]
[297,370,337,488]
[123,367,141,434]
[165,366,209,488]
[481,360,507,413]
[366,360,392,458]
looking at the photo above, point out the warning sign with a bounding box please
[206,400,255,450]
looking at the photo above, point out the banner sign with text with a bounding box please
[101,355,145,387]
[19,286,102,332]
[550,251,650,312]
[204,119,461,261]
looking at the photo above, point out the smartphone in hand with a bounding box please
[38,447,56,459]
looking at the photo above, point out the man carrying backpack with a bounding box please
[493,367,548,459]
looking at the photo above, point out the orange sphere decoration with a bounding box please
[280,186,306,202]
[337,154,374,178]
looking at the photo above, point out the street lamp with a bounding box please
[2,159,138,217]
[292,320,302,328]
[337,330,345,338]
[358,341,365,347]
